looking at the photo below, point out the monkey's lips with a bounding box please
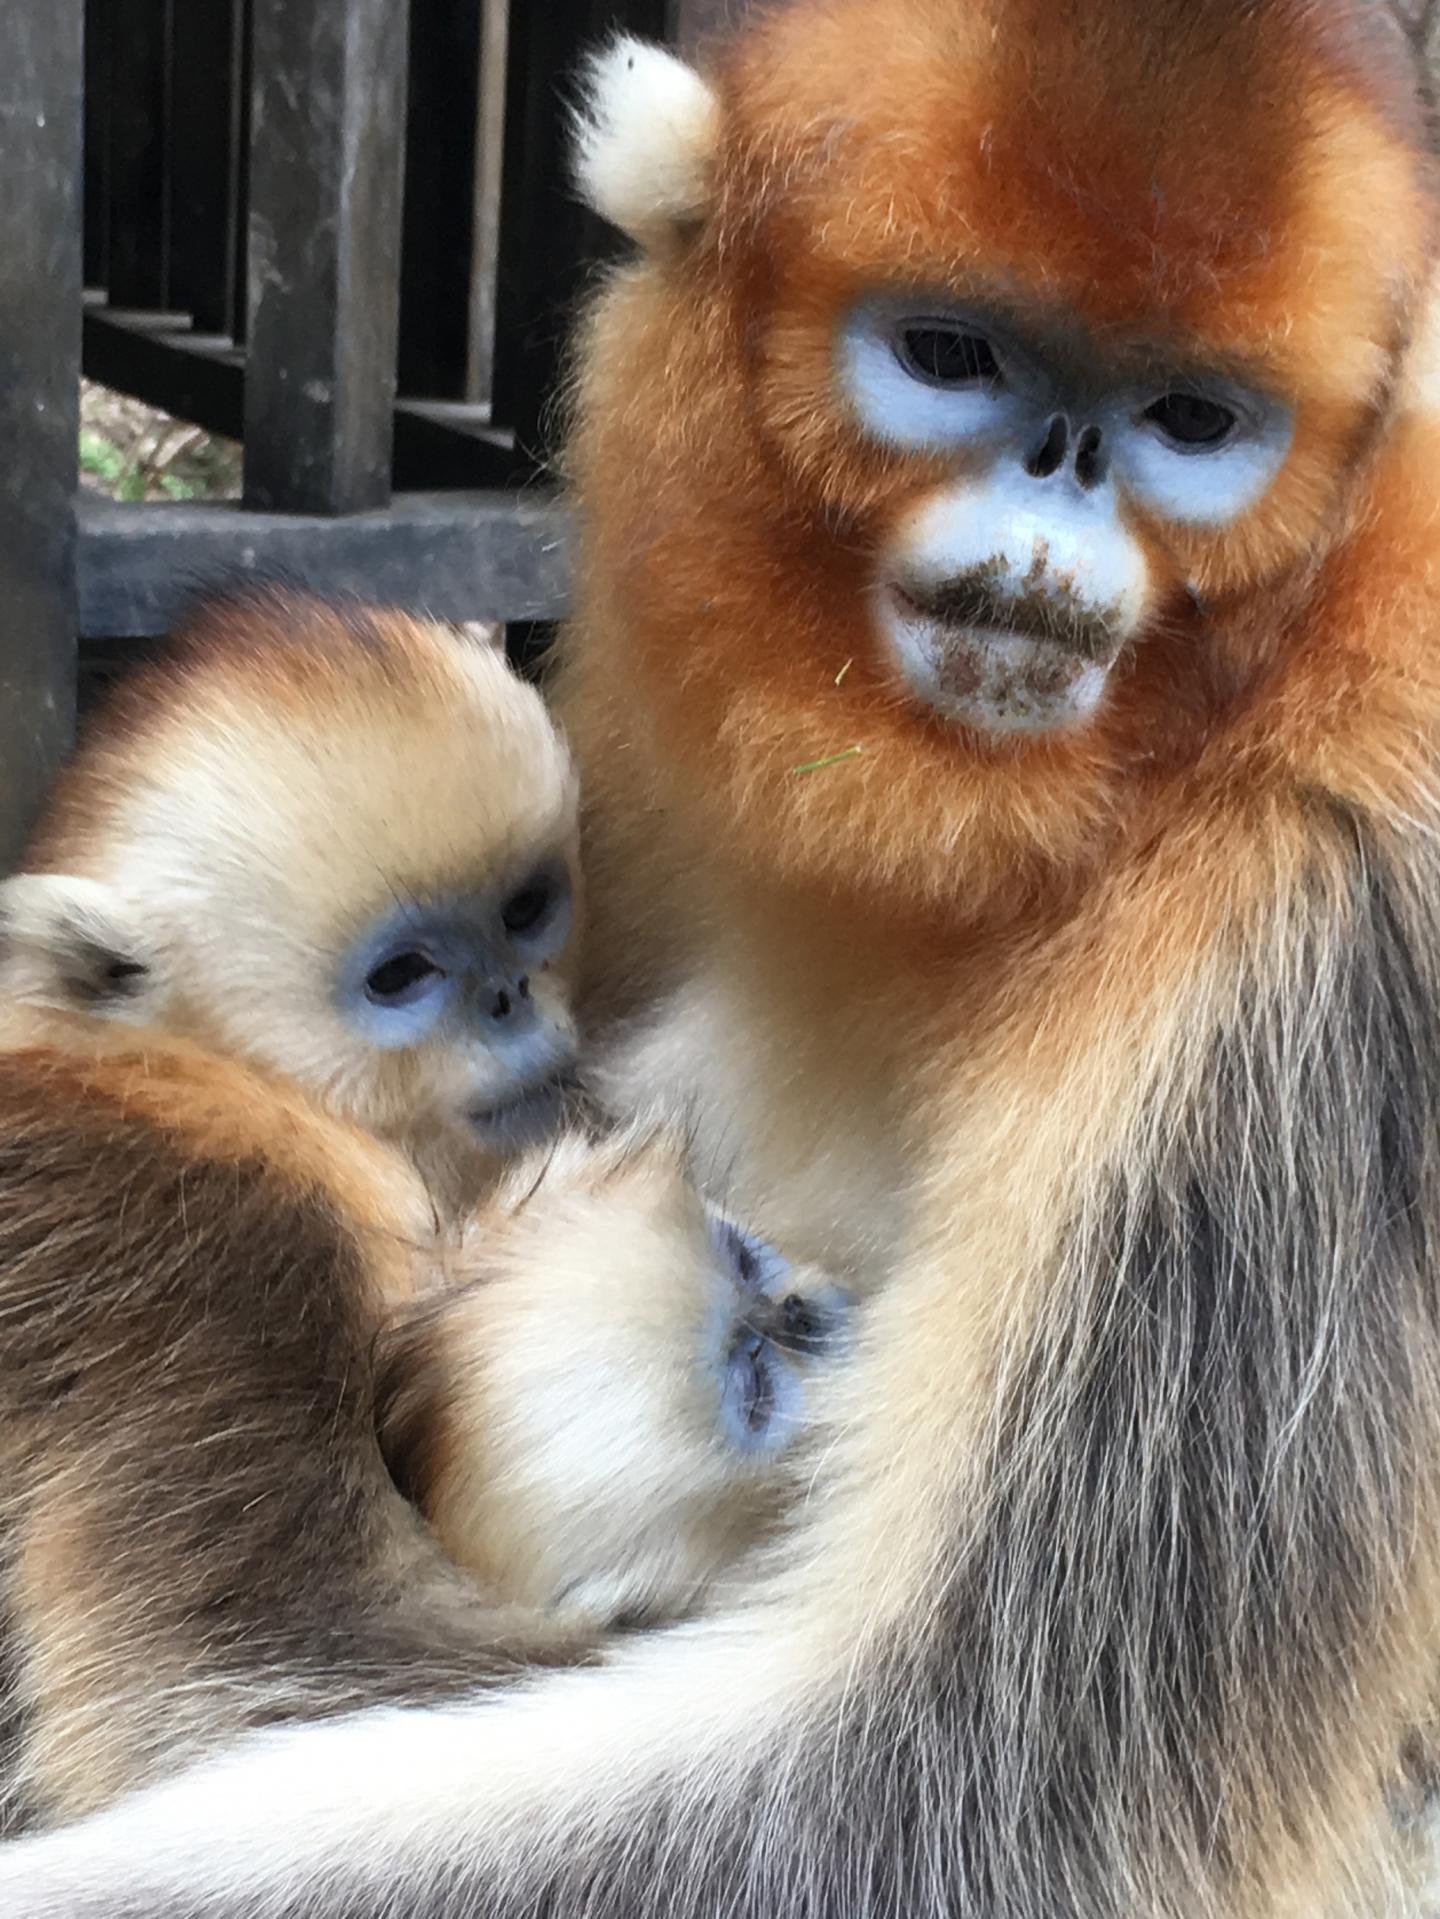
[468,1070,576,1151]
[880,583,1115,736]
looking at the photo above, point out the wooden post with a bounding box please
[0,0,82,864]
[243,0,408,513]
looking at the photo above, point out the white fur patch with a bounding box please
[573,37,719,250]
[0,1615,811,1914]
[0,873,157,1018]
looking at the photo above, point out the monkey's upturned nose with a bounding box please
[1024,416,1107,490]
[480,976,533,1025]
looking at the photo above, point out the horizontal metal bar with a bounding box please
[76,489,572,635]
[84,309,245,437]
[82,309,515,485]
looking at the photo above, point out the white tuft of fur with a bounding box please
[573,37,720,251]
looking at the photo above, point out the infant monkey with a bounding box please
[0,585,581,1208]
[0,1033,840,1829]
[382,1125,844,1623]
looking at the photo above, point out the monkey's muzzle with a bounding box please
[469,1064,578,1151]
[880,569,1132,737]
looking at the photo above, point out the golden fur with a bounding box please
[0,588,581,1207]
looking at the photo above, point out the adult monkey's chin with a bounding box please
[878,588,1113,737]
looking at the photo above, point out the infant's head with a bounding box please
[382,1127,848,1624]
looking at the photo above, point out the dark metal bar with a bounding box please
[83,0,113,288]
[490,0,667,478]
[0,0,83,862]
[397,0,481,401]
[106,0,173,309]
[243,0,410,513]
[230,0,253,342]
[168,0,243,333]
[77,492,571,636]
[83,309,245,437]
[83,310,513,484]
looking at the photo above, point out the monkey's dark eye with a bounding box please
[1143,392,1238,449]
[896,324,1001,389]
[723,1221,763,1289]
[364,949,443,1005]
[501,878,555,936]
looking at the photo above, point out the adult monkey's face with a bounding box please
[568,0,1434,906]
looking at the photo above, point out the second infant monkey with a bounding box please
[0,586,581,1206]
[382,1125,846,1624]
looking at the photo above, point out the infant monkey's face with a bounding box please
[381,1130,846,1625]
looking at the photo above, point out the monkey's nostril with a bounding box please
[1074,424,1106,489]
[518,976,531,1000]
[1025,414,1069,480]
[492,989,512,1019]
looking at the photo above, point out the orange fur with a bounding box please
[562,0,1437,929]
[552,0,1440,1907]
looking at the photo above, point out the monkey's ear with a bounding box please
[0,874,161,1018]
[573,36,720,252]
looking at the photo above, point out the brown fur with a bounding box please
[0,1032,593,1831]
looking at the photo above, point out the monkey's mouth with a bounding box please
[716,1285,848,1454]
[468,1070,577,1151]
[719,1319,797,1453]
[881,580,1121,736]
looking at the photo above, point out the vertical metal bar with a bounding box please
[243,0,408,513]
[397,0,480,401]
[230,0,253,343]
[0,0,82,862]
[106,0,172,310]
[490,0,666,477]
[168,0,243,333]
[466,0,509,403]
[83,0,112,289]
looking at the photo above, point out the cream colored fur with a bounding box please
[573,36,720,251]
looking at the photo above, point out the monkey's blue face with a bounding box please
[838,294,1293,735]
[706,1214,849,1456]
[337,860,577,1150]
